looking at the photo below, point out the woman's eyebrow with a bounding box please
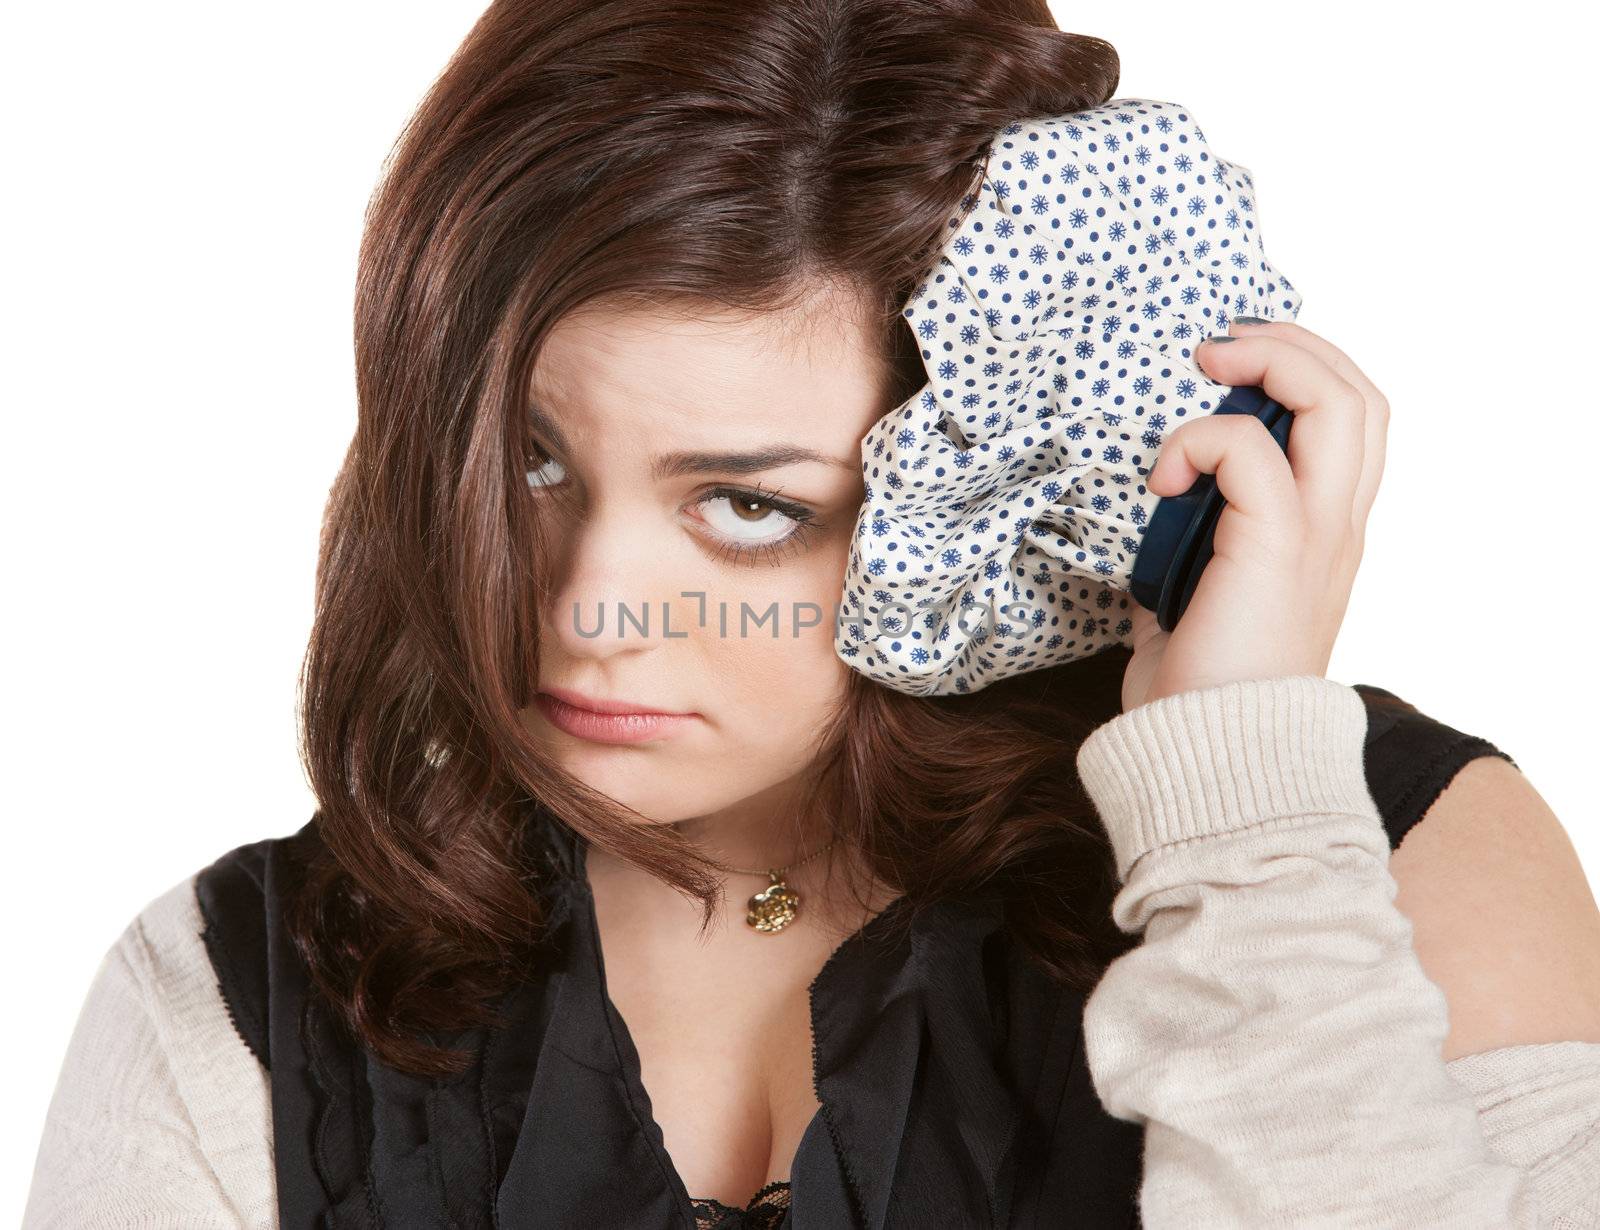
[529,403,854,477]
[650,445,857,480]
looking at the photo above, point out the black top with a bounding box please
[194,675,1514,1229]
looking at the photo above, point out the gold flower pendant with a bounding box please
[746,871,801,934]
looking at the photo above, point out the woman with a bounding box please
[24,0,1600,1226]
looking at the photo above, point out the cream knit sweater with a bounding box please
[22,675,1600,1227]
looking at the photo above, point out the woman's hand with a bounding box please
[1120,318,1390,714]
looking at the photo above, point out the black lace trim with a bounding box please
[689,1178,792,1229]
[193,842,274,1071]
[197,892,269,1070]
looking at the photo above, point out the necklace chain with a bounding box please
[709,835,836,879]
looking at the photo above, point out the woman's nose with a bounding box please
[538,511,694,660]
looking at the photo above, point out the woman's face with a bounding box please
[517,284,893,827]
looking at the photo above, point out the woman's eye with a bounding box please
[525,446,567,490]
[695,486,820,563]
[524,449,819,566]
[700,492,795,541]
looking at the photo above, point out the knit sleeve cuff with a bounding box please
[1073,674,1379,882]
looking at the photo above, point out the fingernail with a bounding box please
[1202,335,1237,345]
[1232,315,1269,326]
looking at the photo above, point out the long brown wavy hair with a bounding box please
[288,0,1131,1078]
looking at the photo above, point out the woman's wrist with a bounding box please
[1075,673,1379,882]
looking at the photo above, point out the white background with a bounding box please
[5,2,1595,1219]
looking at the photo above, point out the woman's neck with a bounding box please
[669,772,835,876]
[584,774,896,941]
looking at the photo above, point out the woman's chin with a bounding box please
[540,756,715,825]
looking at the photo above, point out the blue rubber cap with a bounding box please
[1129,385,1293,632]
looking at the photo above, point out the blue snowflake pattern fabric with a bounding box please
[834,97,1304,697]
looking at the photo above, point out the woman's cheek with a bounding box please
[716,560,849,727]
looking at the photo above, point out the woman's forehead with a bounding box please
[529,296,892,447]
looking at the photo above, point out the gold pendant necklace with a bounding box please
[717,837,836,934]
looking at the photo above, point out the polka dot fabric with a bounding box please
[835,97,1304,697]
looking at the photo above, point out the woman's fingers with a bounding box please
[1228,319,1390,542]
[1149,411,1302,546]
[1126,322,1387,703]
[1191,334,1367,544]
[1231,318,1382,407]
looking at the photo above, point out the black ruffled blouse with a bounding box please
[193,677,1511,1229]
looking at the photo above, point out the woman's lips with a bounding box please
[533,691,699,745]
